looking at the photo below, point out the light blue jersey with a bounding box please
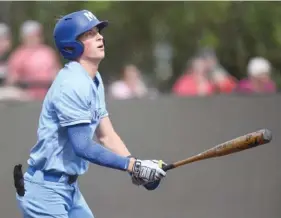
[27,61,108,175]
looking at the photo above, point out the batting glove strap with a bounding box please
[132,160,142,175]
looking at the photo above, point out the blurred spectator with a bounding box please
[199,47,237,94]
[108,64,148,99]
[235,57,277,94]
[0,23,30,101]
[0,85,31,101]
[7,20,60,100]
[172,57,214,96]
[0,23,11,85]
[173,48,237,97]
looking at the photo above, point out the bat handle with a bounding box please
[162,164,174,172]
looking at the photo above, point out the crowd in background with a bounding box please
[171,49,276,97]
[0,20,278,102]
[0,20,60,101]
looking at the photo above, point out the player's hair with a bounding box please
[55,15,64,22]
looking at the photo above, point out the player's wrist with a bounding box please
[127,158,136,172]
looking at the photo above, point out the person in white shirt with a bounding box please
[109,64,148,99]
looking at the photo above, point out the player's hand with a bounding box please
[131,160,167,189]
[130,159,166,184]
[142,160,167,190]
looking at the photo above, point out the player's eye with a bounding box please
[86,29,98,37]
[78,27,100,41]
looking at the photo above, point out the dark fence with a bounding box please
[0,95,280,218]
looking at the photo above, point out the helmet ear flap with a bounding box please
[74,40,84,58]
[59,40,84,60]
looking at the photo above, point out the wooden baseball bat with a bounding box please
[162,129,272,172]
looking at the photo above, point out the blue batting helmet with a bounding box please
[53,10,108,60]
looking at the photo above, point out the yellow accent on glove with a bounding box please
[158,160,163,168]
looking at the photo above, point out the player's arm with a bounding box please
[53,81,165,183]
[95,116,131,157]
[67,123,133,171]
[67,123,166,183]
[95,106,166,190]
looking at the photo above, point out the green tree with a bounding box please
[3,1,281,90]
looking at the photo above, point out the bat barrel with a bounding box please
[162,129,272,172]
[211,129,272,157]
[262,129,272,143]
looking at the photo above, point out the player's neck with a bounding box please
[78,59,100,78]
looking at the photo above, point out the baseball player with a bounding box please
[14,10,166,218]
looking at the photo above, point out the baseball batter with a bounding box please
[14,10,166,218]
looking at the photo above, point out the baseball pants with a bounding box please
[16,169,94,218]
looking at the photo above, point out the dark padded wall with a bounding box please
[0,95,280,218]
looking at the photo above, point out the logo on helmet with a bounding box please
[84,11,97,21]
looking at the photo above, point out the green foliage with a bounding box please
[4,1,281,90]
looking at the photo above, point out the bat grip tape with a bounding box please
[162,164,174,172]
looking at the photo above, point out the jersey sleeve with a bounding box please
[53,81,92,127]
[99,86,109,118]
[96,73,109,118]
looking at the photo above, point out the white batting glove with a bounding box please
[131,159,166,184]
[131,159,167,186]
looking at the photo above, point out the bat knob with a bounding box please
[261,129,272,143]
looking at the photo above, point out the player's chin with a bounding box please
[97,51,105,59]
[91,53,105,61]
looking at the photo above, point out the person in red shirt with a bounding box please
[7,20,61,100]
[173,49,237,97]
[201,48,237,94]
[172,57,214,96]
[0,23,11,84]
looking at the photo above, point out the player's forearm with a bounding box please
[99,132,131,157]
[67,123,135,172]
[96,117,132,157]
[102,135,136,171]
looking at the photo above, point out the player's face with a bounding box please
[79,27,105,60]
